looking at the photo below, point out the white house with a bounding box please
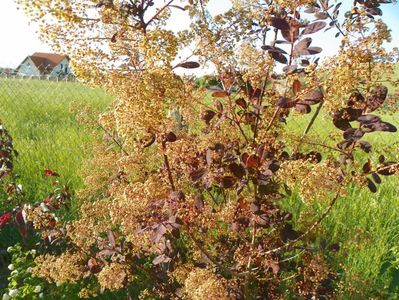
[16,53,73,79]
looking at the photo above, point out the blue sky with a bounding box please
[0,0,397,68]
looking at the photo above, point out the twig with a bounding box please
[226,94,250,143]
[253,28,278,140]
[263,188,342,255]
[145,0,175,28]
[162,141,176,191]
[265,107,281,132]
[186,231,237,278]
[291,139,347,154]
[303,100,324,136]
[246,222,257,271]
[295,99,324,152]
[99,124,129,155]
[264,24,296,134]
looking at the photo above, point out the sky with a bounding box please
[0,0,398,68]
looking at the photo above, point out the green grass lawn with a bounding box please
[282,82,399,297]
[0,77,112,206]
[1,74,399,297]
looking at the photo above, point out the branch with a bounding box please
[99,124,129,155]
[303,100,324,136]
[162,141,176,191]
[145,0,175,28]
[253,28,278,140]
[295,98,324,151]
[291,139,347,154]
[187,231,235,278]
[265,107,281,133]
[263,188,342,256]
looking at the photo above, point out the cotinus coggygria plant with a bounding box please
[16,0,399,299]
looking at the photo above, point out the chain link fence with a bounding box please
[1,72,398,199]
[0,65,398,289]
[0,74,113,200]
[0,72,113,288]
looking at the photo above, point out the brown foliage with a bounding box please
[16,0,399,298]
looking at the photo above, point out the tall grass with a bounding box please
[281,71,399,297]
[0,78,112,206]
[1,72,399,297]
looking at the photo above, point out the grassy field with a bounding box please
[282,72,399,297]
[0,77,112,206]
[1,74,399,297]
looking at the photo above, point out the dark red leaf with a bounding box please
[177,61,200,69]
[303,89,323,104]
[277,97,295,108]
[371,173,382,184]
[294,38,312,54]
[229,163,246,179]
[302,21,327,35]
[377,162,398,176]
[337,140,354,151]
[264,160,280,173]
[281,29,299,43]
[165,132,177,143]
[269,51,288,64]
[235,98,248,109]
[348,91,365,107]
[111,33,117,43]
[270,17,290,31]
[363,160,372,173]
[366,177,377,193]
[280,224,300,242]
[366,86,388,112]
[220,176,236,189]
[44,169,60,177]
[246,154,260,168]
[15,211,27,237]
[201,110,216,125]
[261,45,288,54]
[194,194,205,211]
[358,114,381,125]
[153,254,171,265]
[343,128,364,141]
[212,91,229,98]
[152,224,167,244]
[293,79,301,95]
[295,103,311,114]
[300,47,323,56]
[358,141,373,153]
[189,169,206,182]
[368,121,397,133]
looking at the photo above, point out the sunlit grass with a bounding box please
[0,78,112,207]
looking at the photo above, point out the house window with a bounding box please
[60,64,63,70]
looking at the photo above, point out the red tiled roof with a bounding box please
[28,53,68,74]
